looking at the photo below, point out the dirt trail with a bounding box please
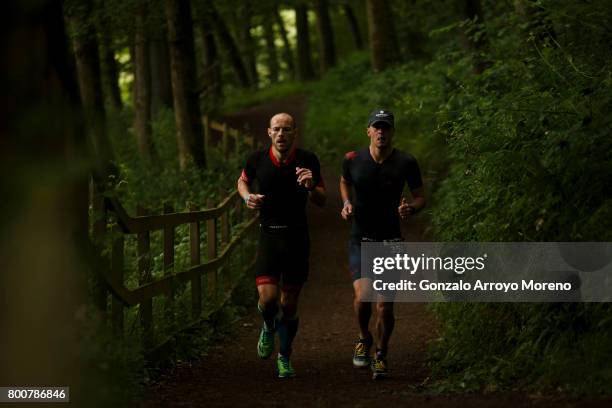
[139,95,609,408]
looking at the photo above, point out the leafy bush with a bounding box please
[305,0,612,395]
[427,0,612,394]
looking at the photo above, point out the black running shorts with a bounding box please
[349,237,402,282]
[255,226,310,290]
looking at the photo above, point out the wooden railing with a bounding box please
[85,115,264,356]
[203,115,261,158]
[86,191,257,351]
[89,189,258,354]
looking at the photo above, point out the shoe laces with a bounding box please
[354,342,367,357]
[372,358,387,371]
[261,329,273,346]
[278,355,291,370]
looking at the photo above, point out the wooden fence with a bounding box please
[88,117,263,356]
[203,115,261,159]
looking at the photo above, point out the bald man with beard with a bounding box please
[237,113,326,378]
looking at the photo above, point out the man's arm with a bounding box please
[409,187,426,211]
[398,186,426,220]
[296,166,326,207]
[309,185,326,207]
[237,177,264,210]
[339,176,353,220]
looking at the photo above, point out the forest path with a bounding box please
[138,95,606,408]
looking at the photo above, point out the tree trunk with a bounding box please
[295,2,315,81]
[366,0,400,72]
[263,17,279,83]
[134,3,157,165]
[342,3,364,50]
[98,25,123,114]
[1,1,89,394]
[207,4,251,88]
[149,32,173,116]
[165,0,206,170]
[313,0,336,74]
[200,24,222,101]
[273,4,295,79]
[239,2,258,88]
[68,2,116,177]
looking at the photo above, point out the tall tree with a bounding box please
[366,0,400,72]
[263,11,280,83]
[97,6,123,114]
[67,1,116,177]
[165,0,206,169]
[1,0,89,396]
[133,2,157,165]
[342,2,364,50]
[273,3,295,79]
[206,3,251,88]
[295,2,315,81]
[149,1,174,116]
[313,0,336,74]
[199,24,222,101]
[238,1,259,87]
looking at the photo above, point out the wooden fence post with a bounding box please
[222,122,229,158]
[203,115,210,151]
[219,189,231,294]
[206,198,217,303]
[220,190,230,246]
[163,203,175,319]
[234,192,243,225]
[137,205,153,349]
[91,188,108,320]
[189,202,202,319]
[111,224,124,337]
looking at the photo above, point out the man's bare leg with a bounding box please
[257,283,279,330]
[278,286,301,357]
[256,283,279,359]
[352,279,374,367]
[375,301,395,357]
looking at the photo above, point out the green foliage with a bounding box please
[428,303,612,394]
[305,52,448,176]
[221,81,309,114]
[109,107,242,212]
[306,0,612,395]
[77,309,145,407]
[425,0,612,395]
[95,90,255,403]
[431,2,612,242]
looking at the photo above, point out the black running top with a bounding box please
[342,148,423,239]
[241,147,323,228]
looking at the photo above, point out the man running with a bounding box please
[340,109,425,379]
[237,112,326,378]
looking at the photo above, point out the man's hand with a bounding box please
[341,200,353,220]
[296,167,314,190]
[398,197,415,220]
[244,193,265,210]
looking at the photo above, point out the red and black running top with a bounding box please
[342,148,423,240]
[240,146,323,228]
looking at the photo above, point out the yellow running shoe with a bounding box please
[352,338,372,368]
[371,357,389,380]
